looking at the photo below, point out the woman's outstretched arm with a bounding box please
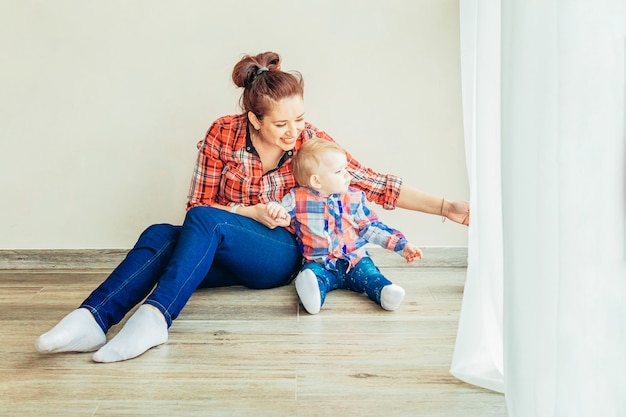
[396,184,470,226]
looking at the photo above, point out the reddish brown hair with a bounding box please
[231,52,304,120]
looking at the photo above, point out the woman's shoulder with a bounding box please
[212,113,247,127]
[205,113,247,139]
[201,113,247,148]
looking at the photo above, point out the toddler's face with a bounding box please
[313,150,351,195]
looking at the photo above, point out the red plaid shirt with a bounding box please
[187,113,403,210]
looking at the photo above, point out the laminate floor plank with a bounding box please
[0,267,507,417]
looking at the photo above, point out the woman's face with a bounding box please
[250,95,305,152]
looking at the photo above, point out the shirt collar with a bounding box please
[245,124,255,154]
[306,187,344,200]
[245,123,294,171]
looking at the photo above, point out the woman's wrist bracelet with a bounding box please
[440,198,446,223]
[230,203,243,214]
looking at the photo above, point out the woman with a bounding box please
[35,51,470,363]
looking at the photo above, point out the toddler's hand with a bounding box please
[266,202,290,225]
[402,243,423,264]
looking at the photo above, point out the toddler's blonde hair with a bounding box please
[292,138,346,187]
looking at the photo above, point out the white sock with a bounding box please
[295,269,321,315]
[35,308,106,353]
[92,304,168,363]
[381,284,405,311]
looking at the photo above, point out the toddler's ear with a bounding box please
[309,174,322,190]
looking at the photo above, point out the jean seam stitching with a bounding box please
[88,239,173,330]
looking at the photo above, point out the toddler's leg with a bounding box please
[92,304,168,363]
[380,284,406,311]
[295,269,322,314]
[35,308,106,353]
[345,258,405,311]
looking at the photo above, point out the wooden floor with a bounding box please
[0,264,507,417]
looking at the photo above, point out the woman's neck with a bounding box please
[251,131,283,174]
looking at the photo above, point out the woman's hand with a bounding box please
[443,199,470,226]
[248,203,291,229]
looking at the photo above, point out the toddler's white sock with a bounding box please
[295,269,321,315]
[381,284,405,311]
[35,308,106,353]
[92,304,168,363]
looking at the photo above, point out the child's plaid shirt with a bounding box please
[280,186,409,271]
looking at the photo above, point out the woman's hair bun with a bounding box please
[232,52,282,88]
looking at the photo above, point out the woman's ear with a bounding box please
[247,112,261,130]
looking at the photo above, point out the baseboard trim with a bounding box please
[0,246,467,270]
[0,249,129,270]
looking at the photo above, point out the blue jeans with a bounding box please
[301,257,392,307]
[81,207,302,331]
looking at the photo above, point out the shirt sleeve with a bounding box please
[187,121,224,209]
[279,189,297,234]
[352,190,408,254]
[303,124,403,210]
[279,190,297,214]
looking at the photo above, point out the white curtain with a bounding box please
[451,0,504,394]
[454,0,626,415]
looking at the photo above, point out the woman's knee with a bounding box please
[185,206,223,224]
[183,206,219,230]
[135,223,180,249]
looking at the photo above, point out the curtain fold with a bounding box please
[455,0,626,415]
[451,0,504,394]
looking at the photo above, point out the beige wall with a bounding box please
[0,0,468,249]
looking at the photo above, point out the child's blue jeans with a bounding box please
[301,257,392,307]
